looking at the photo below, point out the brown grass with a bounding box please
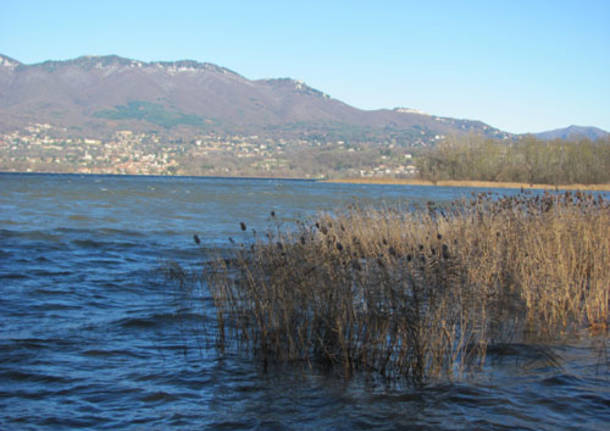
[324,178,610,191]
[202,191,609,384]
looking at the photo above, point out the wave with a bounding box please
[113,311,212,330]
[0,369,76,384]
[0,229,62,242]
[81,348,148,359]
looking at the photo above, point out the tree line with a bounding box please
[415,135,610,185]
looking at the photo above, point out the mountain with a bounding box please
[0,54,509,143]
[533,125,609,141]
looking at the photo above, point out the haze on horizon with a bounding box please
[1,0,608,134]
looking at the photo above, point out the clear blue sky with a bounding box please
[1,0,608,133]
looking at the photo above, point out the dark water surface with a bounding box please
[1,173,608,430]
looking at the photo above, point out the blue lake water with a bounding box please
[1,173,608,430]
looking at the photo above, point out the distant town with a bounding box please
[0,123,421,178]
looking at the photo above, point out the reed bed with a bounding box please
[204,191,609,383]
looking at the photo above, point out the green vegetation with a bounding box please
[200,192,608,384]
[94,101,205,128]
[416,135,610,185]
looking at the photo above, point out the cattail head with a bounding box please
[442,244,450,259]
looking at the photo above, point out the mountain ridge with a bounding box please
[1,54,606,144]
[533,125,609,141]
[0,53,511,144]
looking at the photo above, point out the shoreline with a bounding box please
[3,171,609,191]
[324,178,610,191]
[0,170,317,181]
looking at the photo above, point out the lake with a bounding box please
[1,173,608,430]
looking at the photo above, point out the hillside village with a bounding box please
[0,123,419,178]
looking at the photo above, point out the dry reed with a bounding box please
[204,191,609,383]
[324,178,610,191]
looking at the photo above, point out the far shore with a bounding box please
[324,178,610,191]
[4,171,610,191]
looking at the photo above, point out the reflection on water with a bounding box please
[0,173,608,430]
